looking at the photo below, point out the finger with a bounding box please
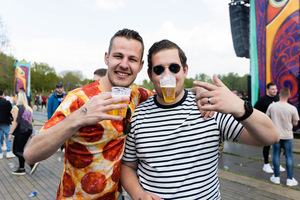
[193,81,216,92]
[195,90,214,101]
[200,104,217,112]
[102,113,123,121]
[97,92,112,99]
[105,103,127,112]
[213,74,225,87]
[102,96,130,106]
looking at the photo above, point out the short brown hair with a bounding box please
[94,68,107,77]
[147,39,187,75]
[279,87,290,98]
[108,28,144,60]
[266,82,276,89]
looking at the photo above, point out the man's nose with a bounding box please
[119,58,129,68]
[164,67,173,75]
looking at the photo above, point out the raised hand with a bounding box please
[193,74,244,117]
[73,92,129,127]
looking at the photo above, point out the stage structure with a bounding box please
[14,59,31,97]
[230,0,299,110]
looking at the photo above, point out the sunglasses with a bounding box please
[153,64,181,75]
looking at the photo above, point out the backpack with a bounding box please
[17,105,33,134]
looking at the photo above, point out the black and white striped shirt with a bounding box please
[123,90,243,200]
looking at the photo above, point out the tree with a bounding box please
[31,62,59,92]
[138,79,154,91]
[218,72,249,94]
[0,52,14,94]
[59,70,84,92]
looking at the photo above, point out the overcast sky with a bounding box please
[1,0,250,84]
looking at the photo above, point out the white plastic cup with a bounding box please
[159,75,176,103]
[107,87,131,118]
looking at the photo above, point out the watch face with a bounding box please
[245,101,253,112]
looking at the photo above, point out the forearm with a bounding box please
[121,163,145,200]
[9,121,18,134]
[293,120,298,127]
[24,111,82,164]
[238,109,279,146]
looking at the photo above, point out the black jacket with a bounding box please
[0,97,13,125]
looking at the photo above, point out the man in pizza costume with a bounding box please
[24,29,155,199]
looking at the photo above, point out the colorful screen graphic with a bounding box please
[252,0,299,109]
[14,59,31,96]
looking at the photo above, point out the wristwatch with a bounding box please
[234,100,253,122]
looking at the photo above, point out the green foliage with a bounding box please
[31,62,59,92]
[59,70,85,92]
[184,78,195,89]
[218,72,249,94]
[138,79,154,90]
[138,72,249,96]
[0,52,14,94]
[0,49,249,96]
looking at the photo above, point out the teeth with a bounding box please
[117,72,128,76]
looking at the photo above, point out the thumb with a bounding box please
[213,74,225,87]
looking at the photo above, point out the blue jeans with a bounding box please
[272,139,294,179]
[0,124,12,153]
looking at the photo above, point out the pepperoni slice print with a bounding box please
[111,160,121,183]
[44,111,65,130]
[81,172,106,194]
[67,142,93,168]
[62,172,75,197]
[111,120,123,132]
[70,97,86,113]
[102,138,124,162]
[95,192,115,200]
[138,87,149,103]
[78,123,104,142]
[82,81,101,99]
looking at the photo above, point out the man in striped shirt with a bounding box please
[121,39,279,200]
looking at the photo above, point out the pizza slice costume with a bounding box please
[41,81,153,200]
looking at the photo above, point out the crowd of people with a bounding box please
[0,28,299,199]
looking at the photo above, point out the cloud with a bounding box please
[94,0,125,10]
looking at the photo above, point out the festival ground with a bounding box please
[0,109,299,199]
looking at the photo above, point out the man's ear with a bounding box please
[147,68,153,81]
[138,60,144,73]
[104,52,109,65]
[183,64,189,78]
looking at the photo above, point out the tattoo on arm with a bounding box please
[81,107,87,115]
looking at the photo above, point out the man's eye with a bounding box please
[130,58,137,62]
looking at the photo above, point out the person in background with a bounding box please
[41,94,47,110]
[34,94,41,111]
[93,68,107,82]
[254,82,284,173]
[4,93,13,104]
[19,87,33,108]
[121,39,279,200]
[8,91,39,175]
[47,83,66,152]
[267,88,299,186]
[47,83,66,120]
[0,89,15,159]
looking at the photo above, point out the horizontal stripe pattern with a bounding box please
[123,90,243,200]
